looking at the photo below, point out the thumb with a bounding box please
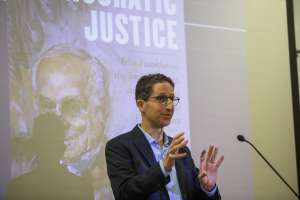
[198,170,207,179]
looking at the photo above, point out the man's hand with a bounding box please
[198,145,225,191]
[163,132,188,172]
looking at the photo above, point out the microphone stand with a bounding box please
[237,135,299,199]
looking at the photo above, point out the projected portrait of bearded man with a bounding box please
[31,44,112,198]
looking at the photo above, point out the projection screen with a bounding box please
[3,0,190,199]
[2,0,297,200]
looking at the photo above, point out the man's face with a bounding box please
[142,82,175,128]
[35,56,105,164]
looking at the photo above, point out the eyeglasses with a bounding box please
[143,96,180,106]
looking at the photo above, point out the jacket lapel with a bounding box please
[132,125,157,166]
[133,126,170,200]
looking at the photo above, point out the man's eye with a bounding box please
[158,96,167,102]
[69,103,80,111]
[41,100,56,110]
[62,101,82,117]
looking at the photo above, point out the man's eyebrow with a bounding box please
[156,93,175,96]
[61,95,82,102]
[39,94,54,102]
[39,94,83,102]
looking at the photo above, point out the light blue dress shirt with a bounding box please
[138,125,217,200]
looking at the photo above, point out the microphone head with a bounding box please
[237,135,246,142]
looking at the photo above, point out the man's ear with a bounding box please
[136,99,145,113]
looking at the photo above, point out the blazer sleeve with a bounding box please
[105,138,170,200]
[183,147,221,200]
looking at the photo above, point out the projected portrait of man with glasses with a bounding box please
[31,44,112,199]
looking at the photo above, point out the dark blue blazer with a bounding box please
[105,125,221,200]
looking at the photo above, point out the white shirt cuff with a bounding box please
[200,183,217,197]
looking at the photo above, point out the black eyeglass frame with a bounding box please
[142,96,180,106]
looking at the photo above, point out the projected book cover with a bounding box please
[7,0,189,199]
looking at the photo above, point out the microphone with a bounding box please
[237,135,299,199]
[237,135,245,142]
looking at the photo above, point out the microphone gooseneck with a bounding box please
[237,135,299,199]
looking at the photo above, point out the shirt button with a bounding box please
[168,187,171,191]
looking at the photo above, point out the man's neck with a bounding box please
[140,123,164,147]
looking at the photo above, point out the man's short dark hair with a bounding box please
[135,73,175,101]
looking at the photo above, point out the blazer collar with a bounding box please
[132,127,187,200]
[132,125,157,166]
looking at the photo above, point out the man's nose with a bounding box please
[165,98,174,109]
[54,104,70,130]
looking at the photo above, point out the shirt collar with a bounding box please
[138,124,170,146]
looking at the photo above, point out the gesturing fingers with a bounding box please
[163,133,188,171]
[172,132,185,140]
[210,147,219,163]
[169,139,188,154]
[198,145,225,192]
[169,152,187,159]
[215,155,225,168]
[199,149,207,172]
[205,145,214,163]
[201,145,224,167]
[169,132,188,154]
[200,149,206,163]
[170,136,185,147]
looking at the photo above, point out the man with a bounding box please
[32,44,109,171]
[30,44,111,199]
[105,73,225,200]
[6,113,94,200]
